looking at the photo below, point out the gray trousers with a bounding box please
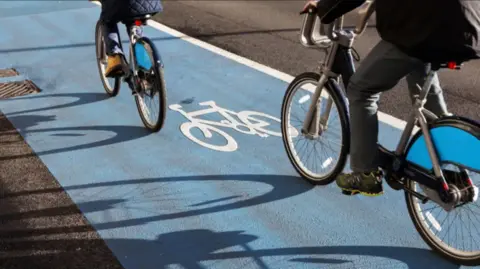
[347,40,449,172]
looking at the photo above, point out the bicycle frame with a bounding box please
[115,17,150,93]
[299,1,452,193]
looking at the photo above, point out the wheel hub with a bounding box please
[137,72,154,96]
[301,124,326,140]
[422,181,477,212]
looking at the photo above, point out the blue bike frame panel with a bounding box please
[135,42,152,70]
[406,124,480,172]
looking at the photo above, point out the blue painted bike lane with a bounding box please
[0,2,469,269]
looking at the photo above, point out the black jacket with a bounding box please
[316,0,480,64]
[101,0,162,23]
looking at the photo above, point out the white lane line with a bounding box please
[91,1,407,130]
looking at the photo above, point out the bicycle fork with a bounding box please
[301,74,334,138]
[301,40,340,138]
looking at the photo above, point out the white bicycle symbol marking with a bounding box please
[169,100,299,152]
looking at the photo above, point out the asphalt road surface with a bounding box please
[154,0,480,121]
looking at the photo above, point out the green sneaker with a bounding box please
[336,170,384,196]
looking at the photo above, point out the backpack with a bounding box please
[376,0,480,64]
[315,0,480,64]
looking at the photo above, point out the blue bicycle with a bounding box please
[95,14,167,132]
[281,1,480,265]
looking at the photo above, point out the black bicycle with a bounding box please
[95,14,167,132]
[281,1,480,265]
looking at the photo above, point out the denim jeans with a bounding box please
[347,40,449,173]
[100,21,133,56]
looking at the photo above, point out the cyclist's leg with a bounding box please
[100,2,125,77]
[406,65,450,118]
[102,21,123,56]
[336,40,421,195]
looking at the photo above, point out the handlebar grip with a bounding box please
[300,6,316,15]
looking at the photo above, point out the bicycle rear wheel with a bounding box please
[405,117,480,266]
[281,72,350,185]
[133,37,167,132]
[95,20,121,97]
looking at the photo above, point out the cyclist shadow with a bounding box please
[1,229,461,269]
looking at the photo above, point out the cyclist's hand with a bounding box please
[300,0,318,14]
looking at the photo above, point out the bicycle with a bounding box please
[95,13,167,132]
[281,1,480,265]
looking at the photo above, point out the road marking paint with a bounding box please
[169,100,292,152]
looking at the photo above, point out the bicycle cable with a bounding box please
[351,47,361,62]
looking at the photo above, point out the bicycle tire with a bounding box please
[404,116,480,266]
[281,72,350,185]
[133,37,167,132]
[95,20,121,97]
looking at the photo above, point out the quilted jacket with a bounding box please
[101,0,162,23]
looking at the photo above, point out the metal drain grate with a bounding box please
[0,80,40,99]
[0,68,19,78]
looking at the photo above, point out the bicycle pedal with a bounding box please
[385,175,404,190]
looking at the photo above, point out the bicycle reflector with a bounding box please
[447,62,457,69]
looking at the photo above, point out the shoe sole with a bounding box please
[105,69,125,78]
[340,188,383,197]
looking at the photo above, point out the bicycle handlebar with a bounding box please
[300,0,375,48]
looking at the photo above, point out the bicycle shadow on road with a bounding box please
[0,229,460,269]
[3,92,109,116]
[0,114,152,161]
[0,174,314,238]
[0,199,127,222]
[0,171,464,269]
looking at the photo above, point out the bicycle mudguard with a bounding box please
[133,37,163,71]
[406,116,480,173]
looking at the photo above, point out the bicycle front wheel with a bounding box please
[281,72,350,185]
[133,37,167,132]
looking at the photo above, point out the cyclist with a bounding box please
[99,0,162,77]
[301,0,480,196]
